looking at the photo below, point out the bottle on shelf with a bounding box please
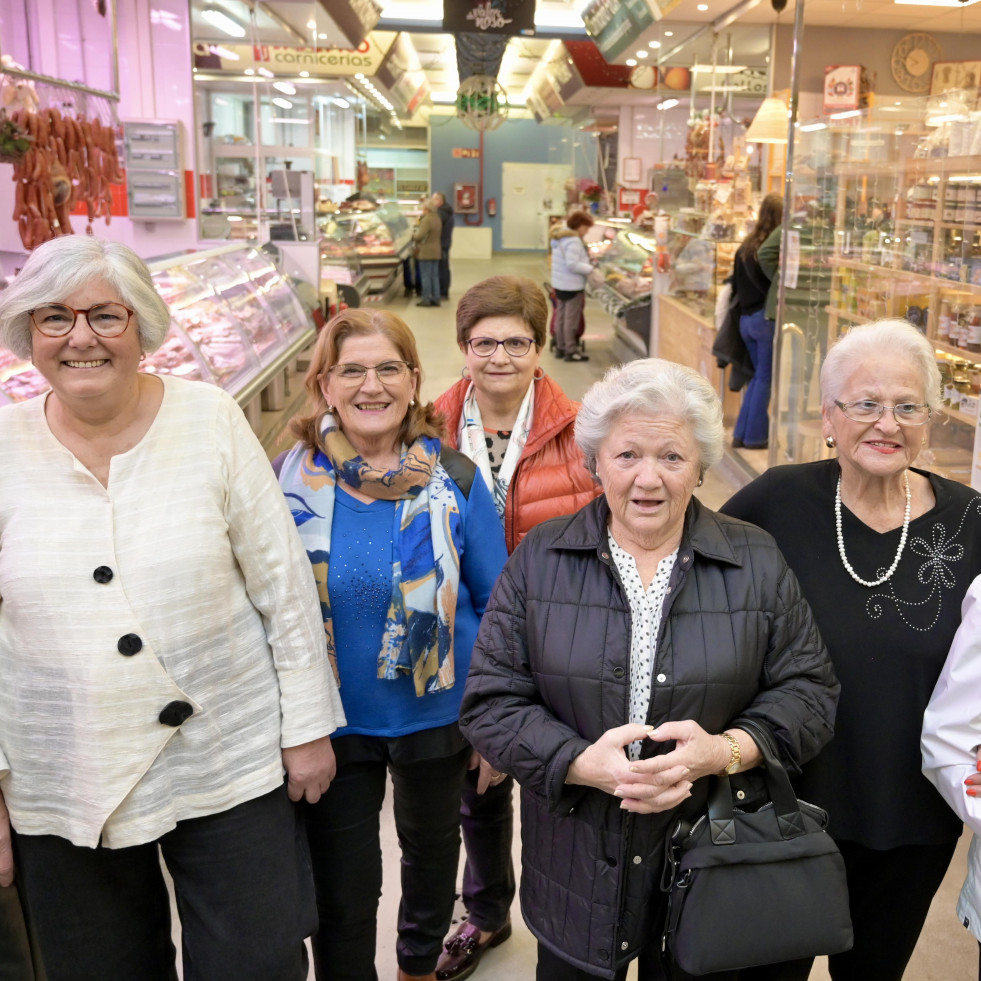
[968,306,981,353]
[938,298,952,343]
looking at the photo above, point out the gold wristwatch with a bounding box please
[720,732,741,775]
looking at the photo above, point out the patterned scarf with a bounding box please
[278,413,463,697]
[458,380,534,519]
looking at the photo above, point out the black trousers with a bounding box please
[438,248,451,298]
[459,770,515,932]
[12,785,314,981]
[0,882,42,981]
[303,744,470,980]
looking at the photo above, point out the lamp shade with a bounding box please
[745,96,789,143]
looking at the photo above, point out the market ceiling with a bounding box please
[192,0,981,124]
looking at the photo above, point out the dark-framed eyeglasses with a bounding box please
[834,399,932,426]
[328,360,412,384]
[29,302,135,339]
[467,336,535,358]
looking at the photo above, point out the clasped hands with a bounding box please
[565,720,733,815]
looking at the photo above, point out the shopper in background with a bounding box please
[433,191,454,300]
[922,574,981,981]
[279,309,506,981]
[413,199,443,308]
[548,210,594,363]
[460,357,838,980]
[730,192,783,451]
[0,237,345,981]
[722,318,981,981]
[433,276,601,981]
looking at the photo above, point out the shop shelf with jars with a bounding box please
[774,100,981,486]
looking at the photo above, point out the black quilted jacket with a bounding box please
[459,494,839,978]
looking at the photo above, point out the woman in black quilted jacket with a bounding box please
[459,358,839,981]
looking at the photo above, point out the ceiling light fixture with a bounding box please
[333,97,351,109]
[664,30,674,36]
[626,58,637,66]
[299,71,309,77]
[745,96,788,142]
[799,121,828,131]
[272,97,293,109]
[697,4,709,10]
[201,5,247,38]
[657,99,679,110]
[636,50,648,58]
[208,44,239,60]
[649,40,661,48]
[829,109,862,119]
[257,67,274,78]
[273,81,296,94]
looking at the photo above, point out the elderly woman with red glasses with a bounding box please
[0,236,345,981]
[722,318,981,980]
[433,276,600,981]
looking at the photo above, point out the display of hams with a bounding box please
[0,347,48,401]
[8,106,124,250]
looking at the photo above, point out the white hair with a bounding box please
[0,237,172,359]
[575,358,725,475]
[820,319,941,411]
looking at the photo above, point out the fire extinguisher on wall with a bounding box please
[487,198,497,217]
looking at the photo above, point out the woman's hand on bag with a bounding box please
[566,724,692,814]
[0,788,13,887]
[282,735,337,804]
[469,750,507,795]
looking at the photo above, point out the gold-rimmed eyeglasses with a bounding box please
[29,302,135,339]
[834,399,932,426]
[328,360,412,384]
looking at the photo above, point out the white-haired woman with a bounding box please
[459,358,839,980]
[723,318,981,980]
[0,236,344,981]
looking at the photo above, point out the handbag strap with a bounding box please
[707,719,808,844]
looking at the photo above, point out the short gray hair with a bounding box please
[0,237,172,360]
[575,358,724,475]
[820,319,941,411]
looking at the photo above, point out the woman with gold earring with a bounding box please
[432,276,601,981]
[722,318,981,981]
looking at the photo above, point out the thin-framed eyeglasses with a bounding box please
[467,336,535,357]
[834,399,932,426]
[328,360,412,383]
[29,302,135,339]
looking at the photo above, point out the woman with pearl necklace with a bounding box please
[721,318,981,981]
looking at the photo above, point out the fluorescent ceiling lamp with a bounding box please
[829,109,862,119]
[272,97,293,109]
[649,40,661,48]
[201,5,247,38]
[257,67,274,78]
[692,64,748,73]
[927,111,970,124]
[273,81,296,94]
[333,98,351,109]
[208,44,239,60]
[745,96,787,142]
[799,121,827,132]
[657,99,679,110]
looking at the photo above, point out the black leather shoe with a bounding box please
[435,920,512,981]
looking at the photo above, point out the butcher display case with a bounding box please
[0,347,48,404]
[317,203,412,296]
[144,243,315,408]
[585,219,656,358]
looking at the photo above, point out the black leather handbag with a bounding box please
[660,719,853,975]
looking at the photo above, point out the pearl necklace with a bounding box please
[835,471,911,587]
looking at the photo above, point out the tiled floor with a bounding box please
[170,252,978,980]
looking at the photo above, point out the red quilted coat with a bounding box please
[435,374,602,553]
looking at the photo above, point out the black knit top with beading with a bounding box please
[721,459,981,848]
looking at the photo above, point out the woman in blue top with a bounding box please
[279,309,507,981]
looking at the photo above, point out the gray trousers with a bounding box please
[554,290,585,355]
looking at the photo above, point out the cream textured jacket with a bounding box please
[0,375,344,848]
